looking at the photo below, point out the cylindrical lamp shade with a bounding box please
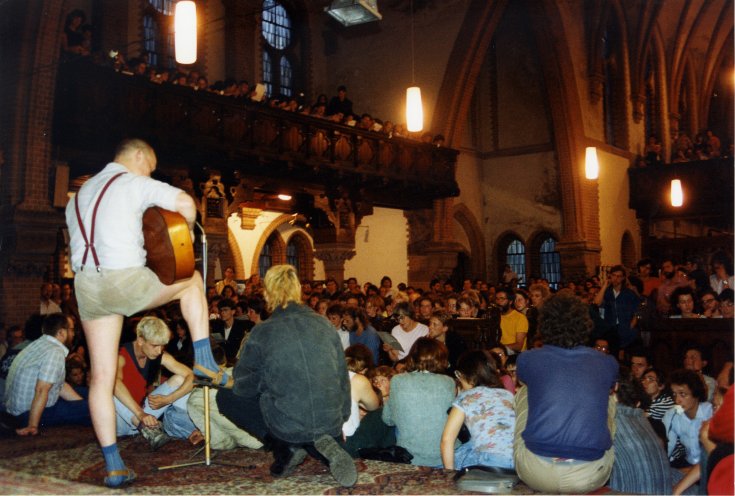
[175,1,197,65]
[671,179,684,207]
[406,86,423,132]
[585,146,599,180]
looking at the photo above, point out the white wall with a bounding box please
[343,207,408,286]
[597,150,639,265]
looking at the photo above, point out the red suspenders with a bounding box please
[73,172,126,271]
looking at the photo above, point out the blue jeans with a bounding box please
[114,380,195,439]
[15,397,91,428]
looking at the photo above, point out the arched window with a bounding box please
[286,239,299,272]
[258,243,272,279]
[621,231,636,270]
[506,239,526,286]
[262,0,294,98]
[143,15,159,67]
[539,237,561,289]
[148,0,173,15]
[143,1,175,69]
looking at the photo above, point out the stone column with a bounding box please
[314,243,356,284]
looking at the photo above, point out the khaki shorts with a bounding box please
[75,267,164,321]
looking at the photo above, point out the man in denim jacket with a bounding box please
[217,265,355,487]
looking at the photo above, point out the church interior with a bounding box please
[0,0,731,324]
[0,0,733,493]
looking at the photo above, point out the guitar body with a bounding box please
[142,207,195,285]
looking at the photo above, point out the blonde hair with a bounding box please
[136,316,171,344]
[264,264,302,312]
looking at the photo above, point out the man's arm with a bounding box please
[113,355,158,428]
[353,374,380,412]
[147,352,194,410]
[16,379,53,436]
[593,281,608,307]
[174,192,197,236]
[59,381,83,401]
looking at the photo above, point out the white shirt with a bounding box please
[391,322,429,360]
[65,162,181,271]
[39,300,62,315]
[337,328,350,350]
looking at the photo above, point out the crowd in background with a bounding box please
[1,248,733,493]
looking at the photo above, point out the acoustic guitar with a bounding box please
[142,207,195,285]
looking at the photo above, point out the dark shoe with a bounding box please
[104,468,136,488]
[314,435,357,487]
[270,446,308,477]
[139,425,171,451]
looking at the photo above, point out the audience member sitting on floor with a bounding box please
[4,313,91,435]
[699,385,734,495]
[699,289,722,318]
[514,291,618,494]
[609,367,672,494]
[384,302,429,362]
[216,264,356,487]
[718,288,734,318]
[664,368,714,495]
[210,298,248,365]
[342,306,380,367]
[427,310,466,373]
[341,344,391,457]
[441,350,515,470]
[382,338,455,467]
[642,367,675,443]
[114,316,200,450]
[682,345,717,402]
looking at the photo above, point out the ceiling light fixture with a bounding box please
[326,0,382,27]
[175,1,197,64]
[406,0,423,132]
[670,179,683,207]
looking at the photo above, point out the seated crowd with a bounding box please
[1,251,733,494]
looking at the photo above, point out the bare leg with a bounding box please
[83,314,124,447]
[83,314,134,487]
[147,270,230,386]
[148,270,208,341]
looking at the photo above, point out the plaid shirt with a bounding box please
[4,335,68,415]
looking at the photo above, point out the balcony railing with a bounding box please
[53,60,459,210]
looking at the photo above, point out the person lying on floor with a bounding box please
[114,316,203,449]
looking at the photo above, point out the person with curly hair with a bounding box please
[514,291,618,493]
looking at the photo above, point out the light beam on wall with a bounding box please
[175,1,197,64]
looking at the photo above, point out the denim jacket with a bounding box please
[232,302,351,443]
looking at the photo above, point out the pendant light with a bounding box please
[175,1,197,64]
[670,179,683,207]
[405,0,423,132]
[585,147,599,180]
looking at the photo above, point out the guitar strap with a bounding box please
[74,171,127,271]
